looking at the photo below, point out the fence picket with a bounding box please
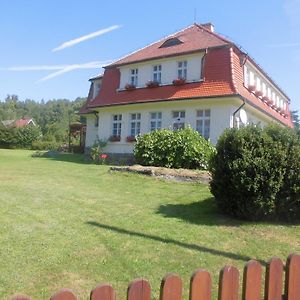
[90,284,116,300]
[242,260,262,300]
[160,273,182,300]
[127,279,151,300]
[190,269,211,300]
[50,288,77,300]
[218,266,239,300]
[285,253,300,300]
[265,257,283,300]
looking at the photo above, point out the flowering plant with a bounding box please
[99,153,108,164]
[172,78,186,86]
[146,80,160,88]
[255,90,263,97]
[126,136,136,142]
[125,83,136,91]
[248,85,256,92]
[109,135,121,142]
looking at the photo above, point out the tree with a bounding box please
[291,110,300,137]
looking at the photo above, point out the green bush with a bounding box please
[90,139,108,164]
[210,124,300,222]
[134,127,215,169]
[31,140,60,151]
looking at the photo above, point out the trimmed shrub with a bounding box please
[210,124,300,222]
[134,127,215,169]
[31,140,60,151]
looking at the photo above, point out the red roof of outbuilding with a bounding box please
[14,118,34,127]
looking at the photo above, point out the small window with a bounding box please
[150,112,162,131]
[178,61,187,79]
[130,69,138,86]
[94,115,99,127]
[93,82,101,98]
[196,109,210,139]
[172,111,185,130]
[112,114,122,137]
[130,113,141,136]
[159,38,183,48]
[153,65,162,83]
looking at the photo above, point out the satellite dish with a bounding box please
[239,109,248,125]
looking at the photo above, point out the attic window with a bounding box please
[159,38,183,48]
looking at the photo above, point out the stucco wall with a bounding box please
[119,53,204,89]
[85,115,98,147]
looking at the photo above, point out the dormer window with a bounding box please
[159,38,183,48]
[178,61,187,79]
[153,65,162,83]
[93,82,101,98]
[130,69,138,86]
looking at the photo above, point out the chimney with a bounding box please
[201,23,214,32]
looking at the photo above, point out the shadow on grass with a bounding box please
[156,198,244,227]
[32,152,89,165]
[86,221,258,263]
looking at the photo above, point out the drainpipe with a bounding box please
[232,99,246,128]
[201,48,208,80]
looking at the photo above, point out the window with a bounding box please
[178,61,187,79]
[172,111,185,130]
[130,113,141,136]
[153,65,162,83]
[112,114,122,137]
[150,112,162,131]
[93,82,101,98]
[94,114,99,127]
[130,69,138,86]
[196,109,210,139]
[159,38,183,48]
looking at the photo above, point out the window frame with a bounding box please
[130,68,138,86]
[153,64,162,83]
[129,113,141,137]
[177,60,187,79]
[172,110,185,130]
[112,114,122,137]
[196,109,211,140]
[150,112,162,131]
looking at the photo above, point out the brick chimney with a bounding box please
[201,23,214,32]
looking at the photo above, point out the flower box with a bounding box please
[125,83,136,91]
[126,136,136,143]
[248,85,256,92]
[262,96,269,103]
[109,135,121,142]
[255,91,263,98]
[267,99,274,106]
[172,78,186,86]
[146,80,160,88]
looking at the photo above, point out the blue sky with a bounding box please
[0,0,299,110]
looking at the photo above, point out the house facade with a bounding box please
[80,23,293,155]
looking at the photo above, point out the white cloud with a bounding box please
[52,25,121,52]
[0,61,111,82]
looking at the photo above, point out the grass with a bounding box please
[0,149,299,299]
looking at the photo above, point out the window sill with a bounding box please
[117,79,204,92]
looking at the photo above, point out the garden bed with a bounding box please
[110,165,211,183]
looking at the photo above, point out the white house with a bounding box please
[79,23,293,158]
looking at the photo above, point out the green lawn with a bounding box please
[0,149,299,299]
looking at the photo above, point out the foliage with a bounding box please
[291,110,300,137]
[31,140,60,151]
[0,124,42,148]
[0,95,87,147]
[134,126,215,169]
[210,124,300,221]
[90,138,108,164]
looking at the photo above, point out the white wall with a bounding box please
[91,98,237,153]
[85,115,99,147]
[119,53,204,89]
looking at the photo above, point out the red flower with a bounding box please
[100,154,108,159]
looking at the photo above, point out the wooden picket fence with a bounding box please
[12,253,300,300]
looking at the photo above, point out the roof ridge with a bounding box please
[106,24,198,67]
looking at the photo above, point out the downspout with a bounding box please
[201,48,208,81]
[232,99,246,128]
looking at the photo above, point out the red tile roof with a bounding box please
[14,118,34,127]
[108,24,229,67]
[83,23,293,127]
